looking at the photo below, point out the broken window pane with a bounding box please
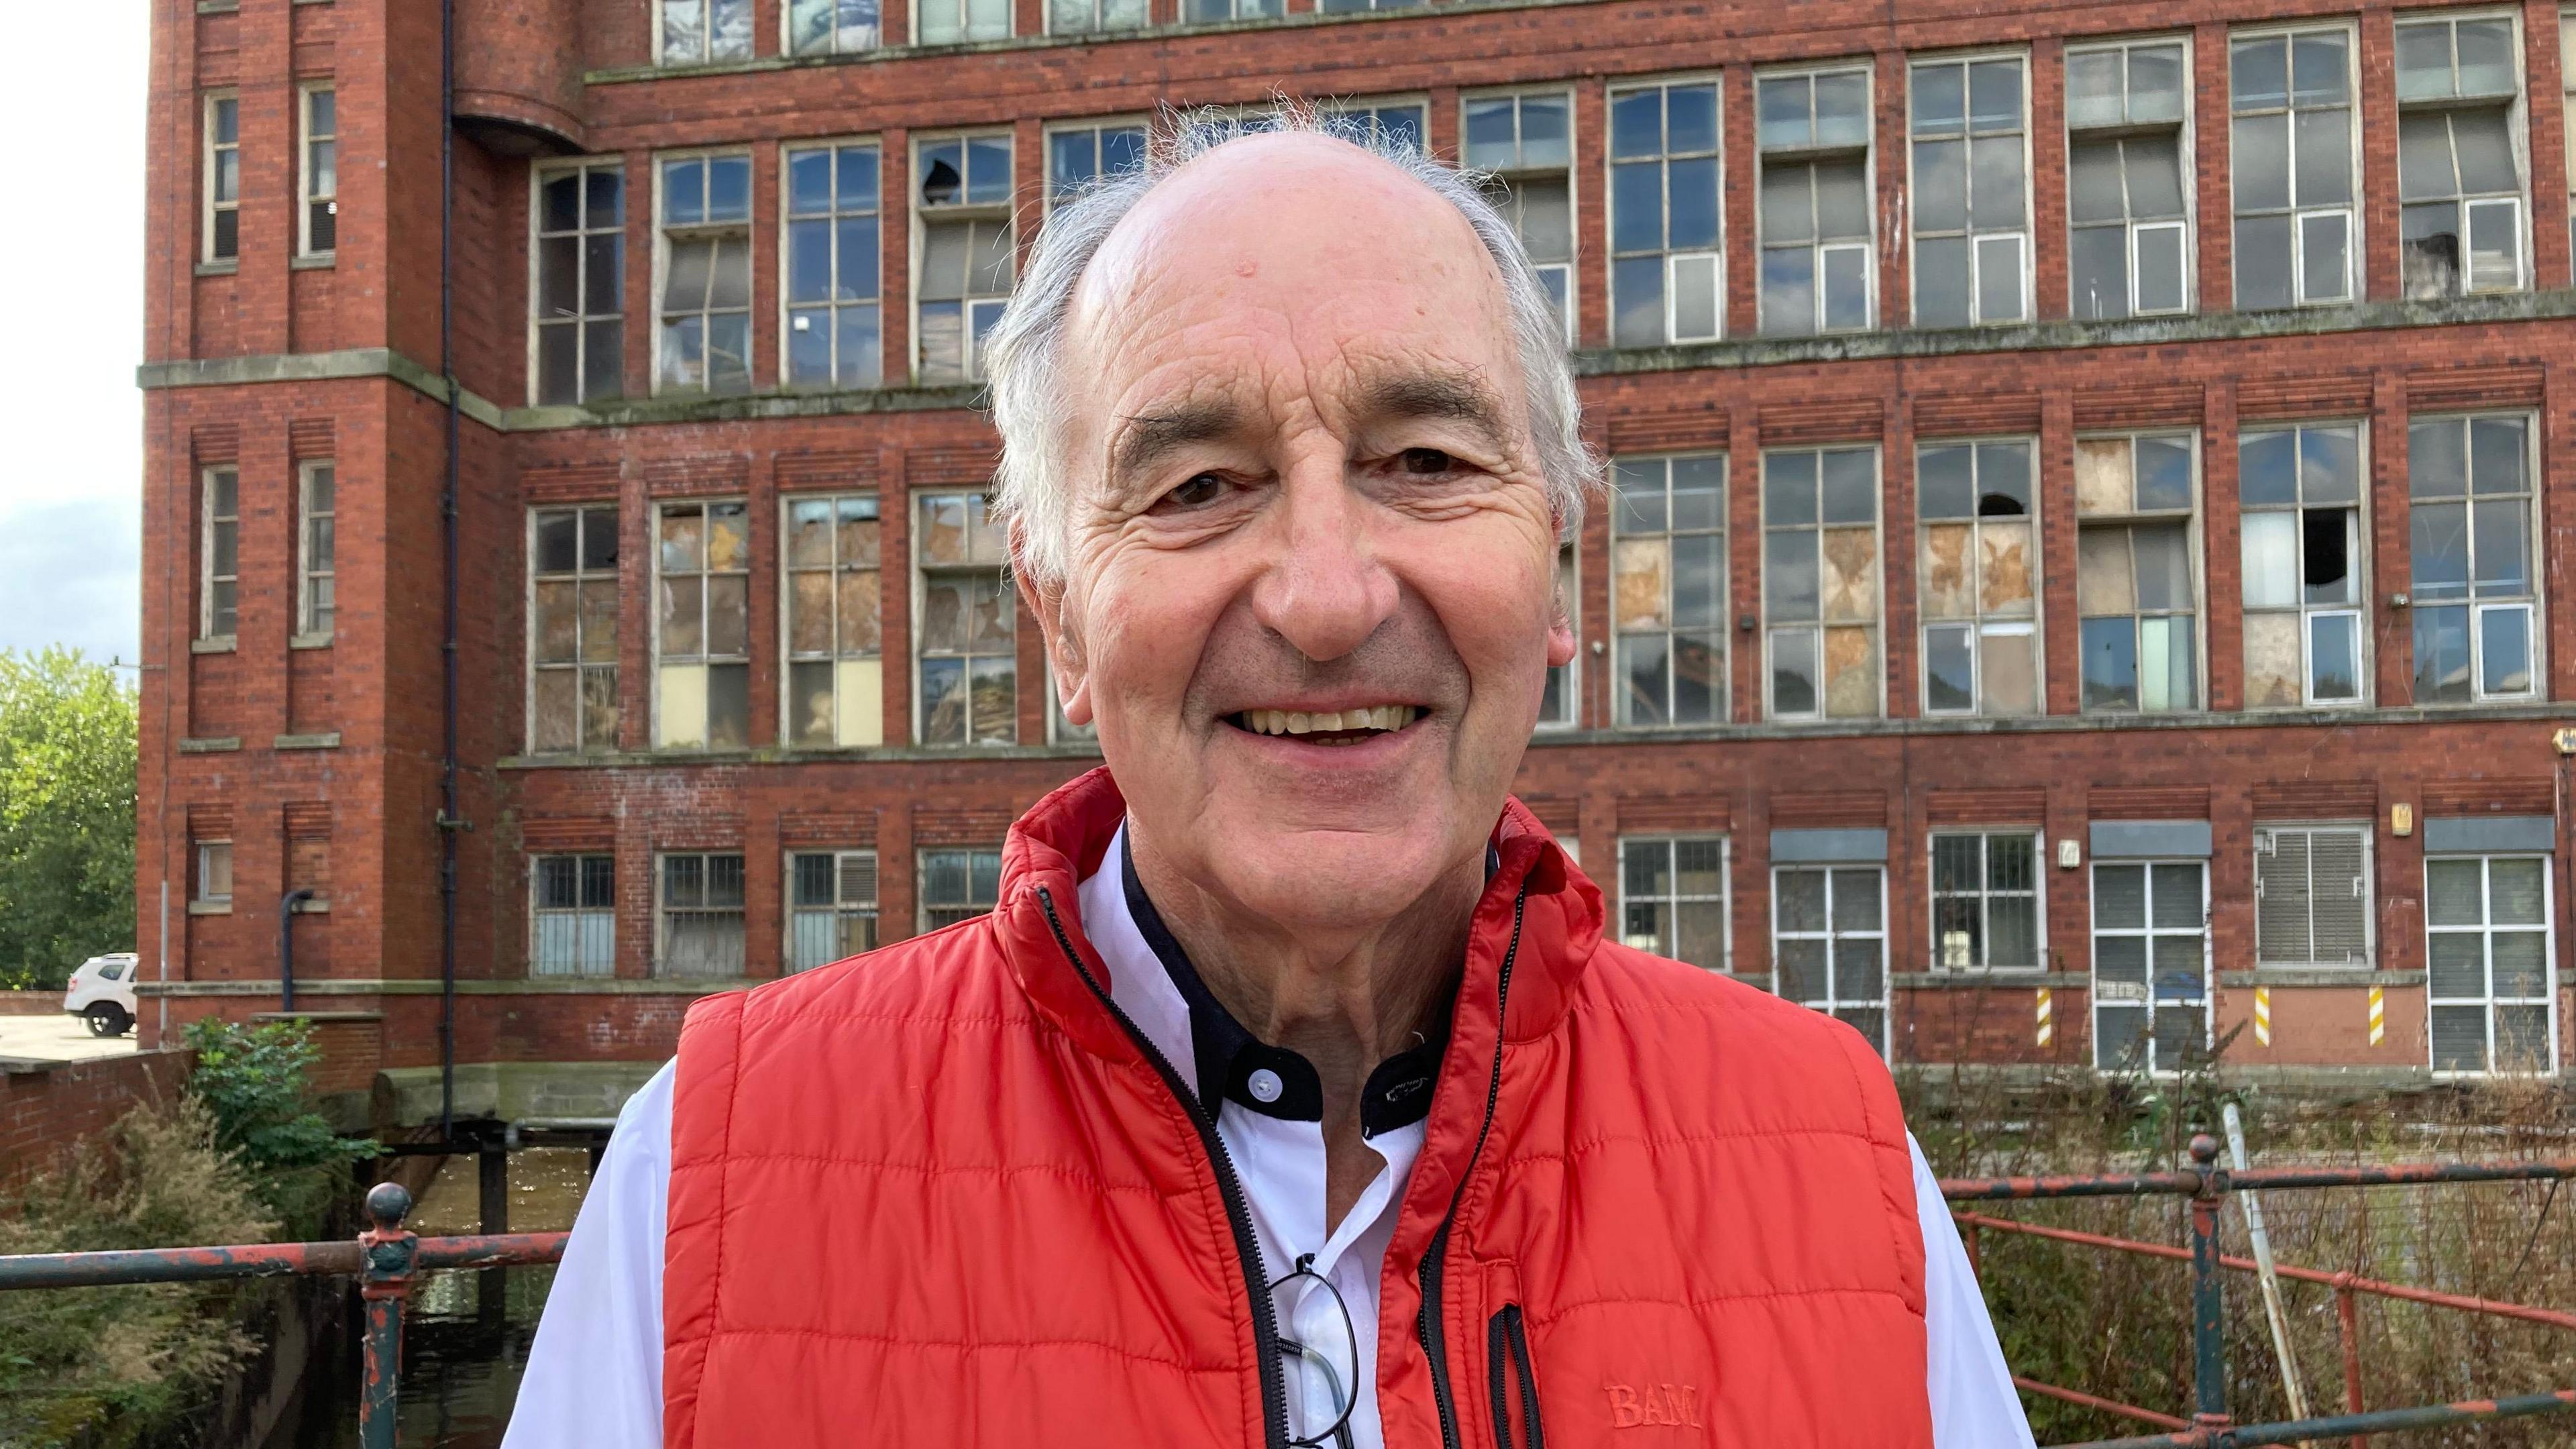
[1615,453,1727,725]
[1925,624,1974,710]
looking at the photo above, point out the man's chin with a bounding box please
[1194,815,1464,923]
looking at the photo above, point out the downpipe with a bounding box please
[436,0,462,1137]
[278,889,316,1014]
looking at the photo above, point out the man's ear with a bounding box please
[1012,521,1094,727]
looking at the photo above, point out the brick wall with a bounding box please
[0,1051,198,1188]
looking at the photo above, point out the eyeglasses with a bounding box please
[1272,1256,1358,1449]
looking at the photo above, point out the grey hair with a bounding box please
[983,103,1598,591]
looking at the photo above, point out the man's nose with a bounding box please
[1248,460,1399,663]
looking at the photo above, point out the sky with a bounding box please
[0,5,150,667]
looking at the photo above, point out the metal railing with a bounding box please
[0,1140,2567,1448]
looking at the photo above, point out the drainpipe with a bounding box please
[437,0,463,1138]
[279,889,317,1014]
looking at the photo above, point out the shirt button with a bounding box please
[1247,1068,1284,1104]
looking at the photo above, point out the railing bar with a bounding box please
[1941,1159,2576,1203]
[2054,1386,2576,1448]
[0,1241,367,1290]
[2016,1375,2192,1430]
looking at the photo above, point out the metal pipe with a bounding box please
[2186,1134,2228,1432]
[2014,1376,2190,1430]
[2061,1387,2576,1448]
[278,889,316,1013]
[2335,1286,2363,1449]
[1941,1157,2576,1203]
[2222,1104,2308,1423]
[358,1182,419,1449]
[437,0,462,1140]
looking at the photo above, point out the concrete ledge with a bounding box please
[2219,969,2429,987]
[1895,972,2091,989]
[138,976,756,997]
[290,255,334,270]
[1519,701,2576,748]
[177,736,241,753]
[138,347,509,431]
[501,740,1112,769]
[274,731,341,750]
[372,1059,664,1130]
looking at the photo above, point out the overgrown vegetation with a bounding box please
[1904,1061,2576,1446]
[0,647,138,990]
[185,1018,378,1236]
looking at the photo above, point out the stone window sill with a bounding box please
[191,636,236,654]
[2217,968,2426,988]
[290,632,333,650]
[195,260,239,276]
[187,900,231,916]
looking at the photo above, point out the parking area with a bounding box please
[0,1012,141,1065]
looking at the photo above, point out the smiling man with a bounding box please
[504,111,2033,1449]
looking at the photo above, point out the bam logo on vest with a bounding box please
[1605,1383,1703,1428]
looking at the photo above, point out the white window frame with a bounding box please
[654,851,747,978]
[1042,117,1150,212]
[2394,9,2532,297]
[919,847,1005,932]
[527,502,621,755]
[2226,22,2361,308]
[1045,0,1147,37]
[911,490,1016,745]
[1916,436,2042,716]
[2064,35,2198,320]
[1761,445,1884,722]
[2088,856,2210,1075]
[2238,421,2369,708]
[530,853,616,978]
[2253,822,2375,969]
[1616,835,1731,971]
[652,498,752,751]
[1539,537,1578,729]
[653,149,756,397]
[915,0,1012,46]
[779,136,884,392]
[911,129,1016,384]
[1464,87,1579,345]
[2427,851,2559,1077]
[297,83,337,260]
[195,840,234,908]
[2408,411,2542,704]
[1610,451,1729,727]
[1754,62,1878,337]
[2076,430,2205,715]
[784,0,881,55]
[1182,0,1282,19]
[1930,829,2047,972]
[203,91,239,266]
[1770,862,1890,1057]
[786,848,880,971]
[200,466,239,643]
[780,491,885,749]
[296,460,335,642]
[529,157,627,408]
[1905,49,2035,327]
[657,0,755,65]
[1605,74,1725,347]
[1317,97,1429,153]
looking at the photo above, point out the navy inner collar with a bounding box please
[1119,833,1452,1138]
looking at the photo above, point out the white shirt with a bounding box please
[507,832,2034,1448]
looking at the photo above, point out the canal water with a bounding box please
[303,1148,595,1449]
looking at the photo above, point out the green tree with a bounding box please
[185,1018,378,1231]
[0,647,138,989]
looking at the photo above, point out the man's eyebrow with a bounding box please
[1355,369,1511,447]
[1109,400,1244,485]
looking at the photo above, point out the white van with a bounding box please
[62,953,140,1036]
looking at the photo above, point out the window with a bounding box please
[788,0,879,53]
[1320,102,1425,152]
[1607,79,1722,346]
[1318,0,1419,13]
[1909,54,2030,326]
[2090,859,2208,1073]
[1185,0,1279,20]
[2254,824,2371,967]
[1539,540,1576,727]
[2410,414,2536,702]
[1917,439,2039,715]
[657,853,745,977]
[788,850,879,971]
[299,86,337,258]
[531,855,615,977]
[784,494,883,747]
[1617,837,1727,969]
[530,504,621,753]
[1051,0,1143,35]
[1610,453,1726,725]
[1764,446,1880,720]
[916,492,1015,744]
[1756,66,1874,335]
[661,0,752,63]
[1772,865,1886,1053]
[205,93,239,264]
[658,154,753,394]
[195,841,233,908]
[1931,831,2041,970]
[2076,433,2199,712]
[533,160,627,407]
[921,848,1004,930]
[2230,28,2356,308]
[1465,91,1574,340]
[200,466,239,642]
[2066,38,2191,319]
[2427,853,2555,1073]
[915,133,1014,382]
[2396,14,2526,297]
[655,500,751,750]
[297,462,336,640]
[784,142,882,390]
[2240,423,2365,706]
[918,0,1008,45]
[1047,121,1146,204]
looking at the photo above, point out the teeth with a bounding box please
[1236,706,1419,737]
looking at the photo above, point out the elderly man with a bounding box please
[505,111,2033,1449]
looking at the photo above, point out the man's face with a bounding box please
[1033,135,1576,929]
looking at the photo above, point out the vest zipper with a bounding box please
[1036,886,1290,1449]
[1485,1304,1544,1449]
[1416,883,1530,1449]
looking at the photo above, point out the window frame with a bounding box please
[653,850,748,979]
[1929,828,2047,972]
[2408,410,2542,704]
[910,489,1018,746]
[652,148,757,398]
[2075,429,2205,715]
[918,846,1006,932]
[1464,86,1580,345]
[1615,835,1731,971]
[2426,850,2559,1077]
[2226,21,2363,309]
[780,490,885,749]
[651,498,753,751]
[1044,0,1148,37]
[915,0,1013,46]
[910,129,1018,384]
[297,83,337,261]
[203,91,239,266]
[1609,451,1730,728]
[199,465,239,644]
[778,136,885,392]
[1905,48,2036,328]
[1769,861,1890,1057]
[1605,72,1726,348]
[2394,8,2532,298]
[195,840,235,908]
[2063,34,2198,321]
[1915,435,2043,716]
[656,0,755,65]
[529,157,628,408]
[1042,116,1150,213]
[1181,0,1283,19]
[1753,62,1879,337]
[529,852,616,978]
[527,502,623,755]
[296,460,336,643]
[2238,420,2370,708]
[785,848,880,971]
[1760,444,1884,722]
[2253,821,2376,969]
[2088,855,2212,1075]
[783,0,882,55]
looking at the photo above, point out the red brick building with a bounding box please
[140,0,2576,1128]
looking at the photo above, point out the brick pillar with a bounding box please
[1729,401,1762,722]
[2370,368,2412,704]
[881,441,916,747]
[749,144,782,393]
[2194,22,2233,314]
[622,152,655,399]
[2525,0,2571,290]
[619,457,652,752]
[1882,394,1919,719]
[881,129,912,387]
[2202,380,2242,711]
[2546,361,2576,699]
[2359,9,2401,301]
[747,451,781,747]
[1874,49,1909,329]
[2031,38,2069,321]
[1579,411,1612,730]
[1723,65,1760,342]
[1573,78,1610,352]
[2039,388,2080,713]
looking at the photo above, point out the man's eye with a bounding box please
[1400,447,1456,476]
[1167,473,1226,508]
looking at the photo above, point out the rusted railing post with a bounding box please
[358,1182,419,1449]
[2187,1133,2229,1436]
[2335,1278,2364,1449]
[1964,1218,1982,1279]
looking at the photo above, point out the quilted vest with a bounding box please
[664,767,1932,1448]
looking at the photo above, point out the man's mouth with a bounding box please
[1226,705,1423,747]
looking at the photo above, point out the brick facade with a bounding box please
[140,0,2576,1120]
[0,1051,197,1187]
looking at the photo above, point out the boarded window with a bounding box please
[1764,447,1880,720]
[2254,824,2371,967]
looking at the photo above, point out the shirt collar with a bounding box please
[1116,829,1453,1139]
